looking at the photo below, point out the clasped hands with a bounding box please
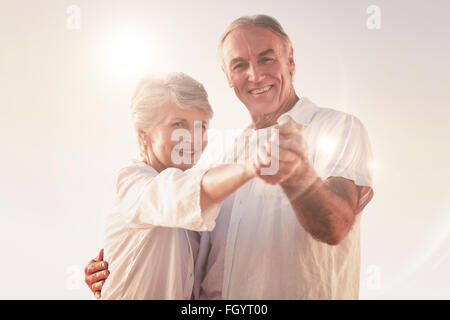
[250,115,311,188]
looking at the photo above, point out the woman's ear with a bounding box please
[138,129,147,145]
[227,78,233,88]
[227,75,234,88]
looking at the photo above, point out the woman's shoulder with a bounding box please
[115,160,158,188]
[119,159,155,173]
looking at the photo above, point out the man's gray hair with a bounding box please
[130,72,213,157]
[217,14,293,69]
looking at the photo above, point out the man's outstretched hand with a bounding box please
[84,249,110,299]
[252,116,310,186]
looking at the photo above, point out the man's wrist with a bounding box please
[281,164,320,201]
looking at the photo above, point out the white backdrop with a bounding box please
[0,0,449,299]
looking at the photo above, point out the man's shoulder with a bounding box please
[303,98,365,130]
[287,97,357,128]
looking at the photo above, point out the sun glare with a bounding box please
[107,33,151,74]
[318,136,337,154]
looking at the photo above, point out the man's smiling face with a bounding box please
[221,26,296,119]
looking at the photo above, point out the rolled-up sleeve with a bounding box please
[329,115,374,188]
[116,164,221,231]
[313,112,374,188]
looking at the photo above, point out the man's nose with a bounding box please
[247,63,264,82]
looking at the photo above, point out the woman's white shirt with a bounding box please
[101,160,220,299]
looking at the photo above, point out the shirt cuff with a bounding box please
[325,167,373,188]
[184,167,222,232]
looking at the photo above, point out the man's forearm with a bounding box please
[200,163,255,211]
[281,165,358,245]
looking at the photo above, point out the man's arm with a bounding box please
[281,164,373,245]
[254,119,374,245]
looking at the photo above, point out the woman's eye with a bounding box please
[194,123,207,130]
[172,122,183,127]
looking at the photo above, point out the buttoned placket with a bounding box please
[221,180,252,299]
[221,129,256,299]
[221,99,318,298]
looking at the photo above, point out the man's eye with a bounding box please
[260,57,274,64]
[172,122,183,127]
[233,63,246,70]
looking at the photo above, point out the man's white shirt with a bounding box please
[193,97,374,299]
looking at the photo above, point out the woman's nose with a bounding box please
[189,127,203,149]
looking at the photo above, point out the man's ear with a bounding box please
[288,47,295,75]
[222,65,234,88]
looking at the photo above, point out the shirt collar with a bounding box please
[243,96,318,136]
[282,96,318,128]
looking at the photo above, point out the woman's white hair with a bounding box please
[130,72,213,157]
[217,15,293,69]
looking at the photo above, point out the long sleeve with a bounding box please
[115,161,221,231]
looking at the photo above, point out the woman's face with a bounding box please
[141,104,210,172]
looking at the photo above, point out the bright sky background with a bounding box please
[0,0,449,299]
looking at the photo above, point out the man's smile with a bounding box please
[248,85,274,95]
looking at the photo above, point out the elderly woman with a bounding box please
[100,72,257,299]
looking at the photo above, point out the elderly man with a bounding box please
[85,15,374,299]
